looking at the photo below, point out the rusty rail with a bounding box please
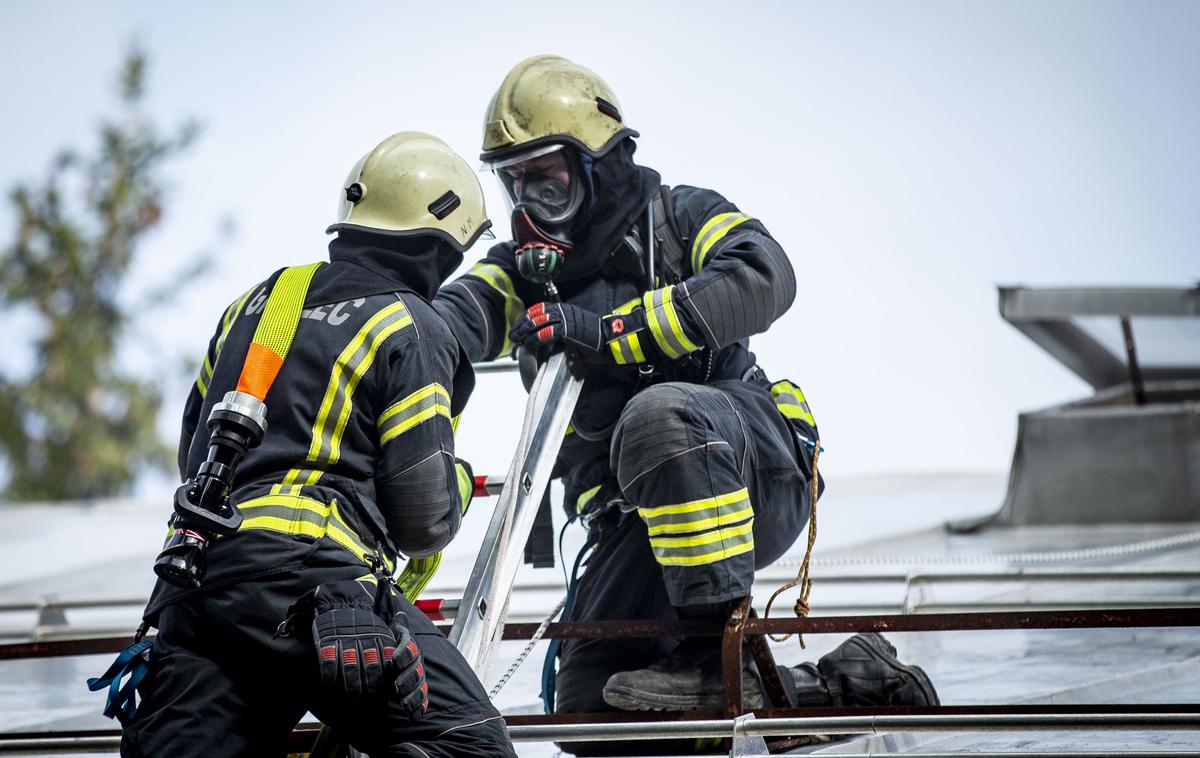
[4,606,1199,661]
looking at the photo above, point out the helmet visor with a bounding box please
[488,144,585,226]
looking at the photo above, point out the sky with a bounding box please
[0,0,1197,496]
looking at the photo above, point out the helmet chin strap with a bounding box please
[512,207,574,285]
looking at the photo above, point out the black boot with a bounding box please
[601,639,766,711]
[788,633,939,707]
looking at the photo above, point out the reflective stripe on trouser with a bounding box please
[236,493,394,573]
[611,382,766,606]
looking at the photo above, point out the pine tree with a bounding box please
[0,48,208,501]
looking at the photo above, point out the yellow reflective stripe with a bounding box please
[650,520,755,567]
[237,494,392,573]
[660,287,700,353]
[378,384,452,446]
[691,212,752,272]
[650,519,754,549]
[271,468,324,496]
[379,384,450,424]
[241,515,327,539]
[643,286,700,359]
[639,487,750,519]
[627,332,646,363]
[647,505,755,537]
[641,487,752,536]
[465,262,524,356]
[196,287,256,399]
[654,539,755,567]
[608,332,647,365]
[612,296,641,316]
[771,380,816,427]
[576,484,602,515]
[196,364,209,397]
[240,494,331,518]
[250,262,323,360]
[397,553,442,600]
[455,462,473,513]
[308,299,413,465]
[381,405,451,445]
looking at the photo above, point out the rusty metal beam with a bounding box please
[497,606,1200,640]
[745,608,791,709]
[722,597,750,717]
[4,607,1199,661]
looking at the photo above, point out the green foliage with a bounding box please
[0,47,206,501]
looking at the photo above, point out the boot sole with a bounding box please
[844,634,940,706]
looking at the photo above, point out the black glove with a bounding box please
[310,581,428,717]
[388,611,429,718]
[509,301,603,356]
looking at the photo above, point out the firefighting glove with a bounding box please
[510,301,603,356]
[388,611,429,718]
[510,301,661,366]
[310,581,428,717]
[454,458,474,515]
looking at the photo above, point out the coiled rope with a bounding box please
[763,440,822,648]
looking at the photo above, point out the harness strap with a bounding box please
[86,638,153,725]
[237,262,324,401]
[650,187,688,284]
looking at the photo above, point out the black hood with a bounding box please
[327,230,462,302]
[555,138,660,283]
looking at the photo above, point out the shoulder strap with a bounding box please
[235,262,325,401]
[651,186,689,284]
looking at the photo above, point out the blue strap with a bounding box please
[540,520,597,714]
[87,638,153,725]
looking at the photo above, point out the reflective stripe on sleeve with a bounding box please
[691,212,752,273]
[638,487,752,536]
[378,383,452,446]
[649,518,755,566]
[642,285,701,359]
[464,262,524,357]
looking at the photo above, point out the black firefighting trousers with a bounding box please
[554,380,820,741]
[122,540,515,758]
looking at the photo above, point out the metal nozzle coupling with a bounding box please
[211,390,268,435]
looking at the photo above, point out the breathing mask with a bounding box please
[486,144,592,284]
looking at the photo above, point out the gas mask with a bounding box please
[487,144,592,284]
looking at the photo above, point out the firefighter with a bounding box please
[435,56,937,731]
[122,133,517,757]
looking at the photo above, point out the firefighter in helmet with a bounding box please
[435,57,939,745]
[121,133,517,757]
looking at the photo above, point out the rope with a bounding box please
[489,595,567,699]
[762,440,821,648]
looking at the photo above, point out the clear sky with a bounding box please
[1,1,1197,494]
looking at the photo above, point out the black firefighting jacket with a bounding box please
[434,184,796,510]
[152,233,474,614]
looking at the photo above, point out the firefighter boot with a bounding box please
[789,633,939,707]
[601,639,766,711]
